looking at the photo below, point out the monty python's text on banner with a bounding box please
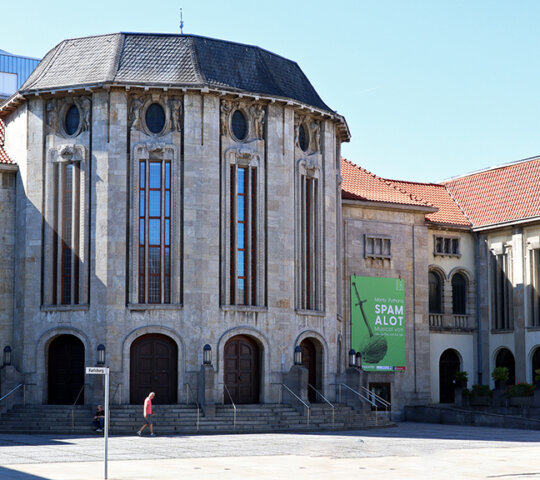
[350,276,406,371]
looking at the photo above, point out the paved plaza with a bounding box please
[0,422,539,479]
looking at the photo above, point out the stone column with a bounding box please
[282,365,308,413]
[198,364,216,417]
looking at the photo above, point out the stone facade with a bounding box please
[1,84,345,408]
[342,201,432,412]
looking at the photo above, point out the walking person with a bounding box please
[137,392,156,436]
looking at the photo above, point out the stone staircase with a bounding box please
[0,403,388,435]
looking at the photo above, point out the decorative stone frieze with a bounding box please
[129,94,182,136]
[294,114,321,154]
[50,144,87,163]
[220,99,266,142]
[45,96,91,137]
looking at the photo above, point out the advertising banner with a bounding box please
[350,275,406,371]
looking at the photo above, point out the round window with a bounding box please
[145,103,166,134]
[298,124,309,152]
[231,110,247,141]
[64,105,80,136]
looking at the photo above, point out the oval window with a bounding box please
[298,124,309,152]
[231,110,247,141]
[145,103,166,134]
[64,105,80,136]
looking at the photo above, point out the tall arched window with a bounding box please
[429,271,443,314]
[452,273,467,315]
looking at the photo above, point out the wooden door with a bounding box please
[300,338,317,402]
[130,334,178,405]
[48,335,85,404]
[439,349,460,403]
[224,335,260,404]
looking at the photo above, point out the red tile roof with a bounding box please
[443,156,540,228]
[388,179,471,227]
[0,119,14,165]
[341,158,430,208]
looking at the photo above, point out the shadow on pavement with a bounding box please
[293,422,540,443]
[0,466,49,479]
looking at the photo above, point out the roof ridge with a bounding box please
[443,154,540,183]
[342,158,431,207]
[109,34,125,83]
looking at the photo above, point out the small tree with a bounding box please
[491,366,509,382]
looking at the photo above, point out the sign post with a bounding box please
[86,366,110,480]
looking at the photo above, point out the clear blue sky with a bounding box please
[4,0,540,182]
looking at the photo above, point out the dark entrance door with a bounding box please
[300,338,317,402]
[130,334,178,405]
[224,335,260,404]
[496,348,516,385]
[48,335,85,404]
[439,349,460,403]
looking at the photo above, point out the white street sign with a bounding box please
[86,367,108,374]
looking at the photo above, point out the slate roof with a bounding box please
[388,179,471,228]
[19,33,332,112]
[341,158,430,208]
[443,156,540,228]
[0,119,14,165]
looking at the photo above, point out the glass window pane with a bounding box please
[140,191,145,216]
[237,251,245,277]
[237,222,244,248]
[165,162,171,189]
[165,191,170,217]
[149,162,161,188]
[149,190,161,217]
[139,219,145,244]
[165,219,170,246]
[149,219,160,245]
[139,246,145,274]
[140,161,145,188]
[148,275,160,303]
[238,168,245,193]
[238,196,245,220]
[149,247,161,274]
[164,247,170,275]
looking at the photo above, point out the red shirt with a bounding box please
[144,396,153,415]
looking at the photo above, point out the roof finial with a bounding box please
[179,8,184,35]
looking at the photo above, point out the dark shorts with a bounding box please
[145,414,153,425]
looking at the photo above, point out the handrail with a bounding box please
[360,385,391,408]
[184,383,200,431]
[222,383,237,430]
[334,383,376,406]
[308,384,334,428]
[71,383,88,429]
[0,383,36,409]
[0,383,23,403]
[274,383,310,427]
[111,383,122,405]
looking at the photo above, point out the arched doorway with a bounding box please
[532,348,540,383]
[48,335,85,404]
[439,349,461,403]
[300,338,321,402]
[496,348,516,385]
[224,335,260,404]
[130,334,178,405]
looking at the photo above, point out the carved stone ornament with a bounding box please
[134,142,177,161]
[46,99,58,134]
[225,145,260,168]
[221,99,266,142]
[75,96,91,132]
[298,157,320,179]
[50,144,86,163]
[130,94,183,135]
[295,114,320,153]
[129,95,145,131]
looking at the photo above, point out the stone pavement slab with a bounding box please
[0,422,539,479]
